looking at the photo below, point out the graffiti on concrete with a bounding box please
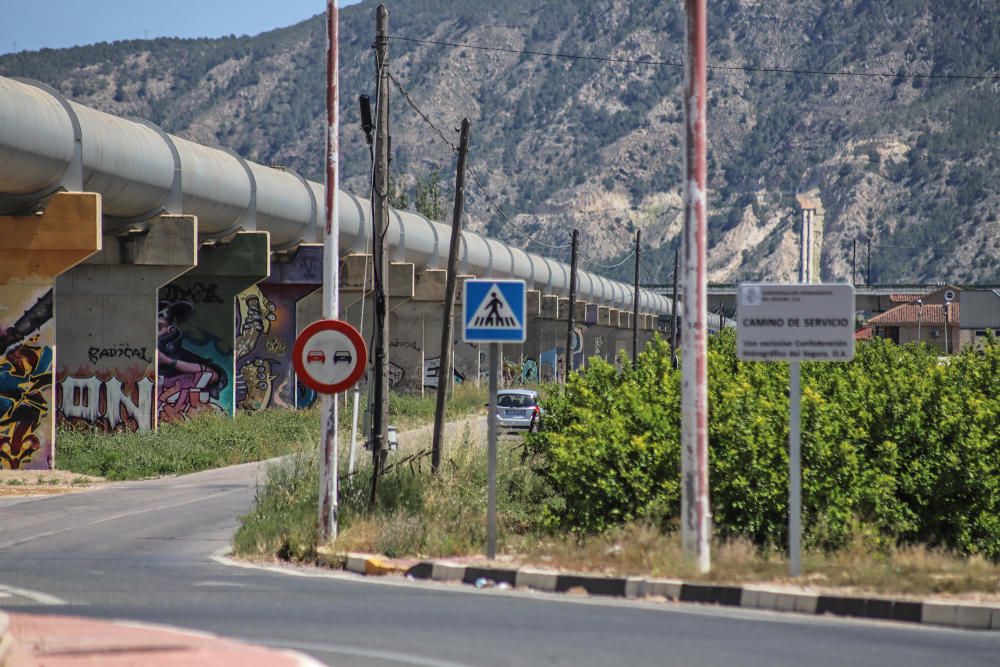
[422,356,466,389]
[234,285,312,411]
[388,362,405,389]
[157,299,229,421]
[87,345,152,365]
[161,282,224,305]
[59,374,154,432]
[390,340,419,352]
[237,358,277,412]
[0,344,52,469]
[0,288,54,469]
[521,358,539,384]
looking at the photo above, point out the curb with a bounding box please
[0,612,15,667]
[326,552,1000,632]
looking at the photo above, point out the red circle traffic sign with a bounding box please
[292,319,367,395]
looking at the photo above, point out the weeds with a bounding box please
[57,408,320,480]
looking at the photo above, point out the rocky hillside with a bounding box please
[2,0,998,285]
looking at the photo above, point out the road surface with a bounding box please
[1,462,998,666]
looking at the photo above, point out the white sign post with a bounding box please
[737,283,855,576]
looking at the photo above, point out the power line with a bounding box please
[389,71,573,251]
[580,250,636,270]
[465,167,572,250]
[388,72,460,155]
[391,35,1000,81]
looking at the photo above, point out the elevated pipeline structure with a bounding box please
[0,75,670,314]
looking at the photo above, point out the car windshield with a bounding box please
[498,393,536,408]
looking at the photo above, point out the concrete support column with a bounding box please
[56,215,197,433]
[385,262,416,392]
[158,232,270,423]
[0,193,101,469]
[519,290,542,384]
[234,245,321,412]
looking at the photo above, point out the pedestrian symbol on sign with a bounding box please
[470,288,520,328]
[463,279,527,343]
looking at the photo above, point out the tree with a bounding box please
[414,169,446,221]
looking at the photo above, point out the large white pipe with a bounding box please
[0,75,672,315]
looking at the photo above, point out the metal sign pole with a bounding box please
[789,360,801,576]
[487,341,499,560]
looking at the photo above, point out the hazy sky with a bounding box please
[0,0,363,55]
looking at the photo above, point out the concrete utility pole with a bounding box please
[369,3,390,510]
[318,0,340,542]
[681,0,711,573]
[431,118,470,474]
[632,230,641,368]
[670,247,679,369]
[565,229,579,382]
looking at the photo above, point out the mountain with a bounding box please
[2,0,998,286]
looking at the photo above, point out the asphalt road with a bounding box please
[1,462,998,667]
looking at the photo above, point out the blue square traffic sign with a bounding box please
[463,279,527,343]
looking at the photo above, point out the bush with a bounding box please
[528,330,1000,558]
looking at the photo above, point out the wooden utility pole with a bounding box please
[681,0,711,574]
[867,238,872,285]
[670,248,680,369]
[318,0,340,542]
[565,229,579,382]
[431,118,470,474]
[632,231,641,368]
[852,239,857,286]
[369,3,390,510]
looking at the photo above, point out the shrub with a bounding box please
[529,330,1000,558]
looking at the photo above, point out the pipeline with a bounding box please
[0,75,671,314]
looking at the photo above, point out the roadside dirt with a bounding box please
[0,469,106,496]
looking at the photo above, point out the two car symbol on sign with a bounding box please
[306,350,353,364]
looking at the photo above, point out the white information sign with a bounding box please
[737,283,855,362]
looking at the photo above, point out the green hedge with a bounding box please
[527,331,1000,558]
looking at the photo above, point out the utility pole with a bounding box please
[632,230,641,368]
[318,0,340,542]
[670,248,680,369]
[369,3,390,510]
[565,229,579,382]
[852,239,857,286]
[431,118,470,474]
[681,0,711,574]
[867,238,872,286]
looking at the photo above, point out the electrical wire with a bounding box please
[391,35,1000,81]
[465,167,573,250]
[388,70,573,251]
[579,250,636,270]
[389,72,460,155]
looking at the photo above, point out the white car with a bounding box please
[493,389,542,431]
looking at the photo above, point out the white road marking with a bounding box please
[247,637,470,667]
[0,584,68,605]
[0,487,245,550]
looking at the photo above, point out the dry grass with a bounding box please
[504,523,1000,601]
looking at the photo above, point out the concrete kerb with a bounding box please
[323,552,1000,632]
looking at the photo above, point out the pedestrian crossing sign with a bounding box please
[463,279,527,343]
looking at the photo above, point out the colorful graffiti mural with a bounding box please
[157,298,230,421]
[234,284,316,411]
[0,288,54,469]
